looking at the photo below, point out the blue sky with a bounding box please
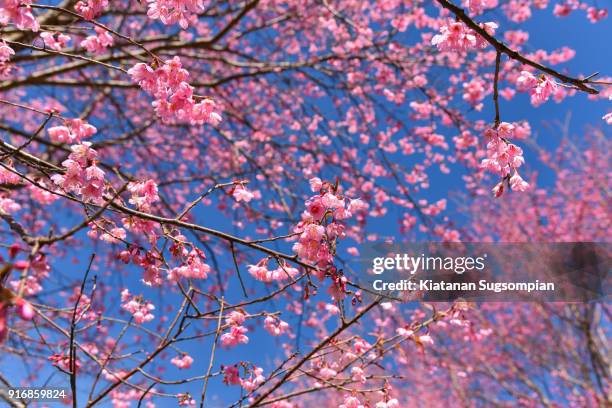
[1,3,610,407]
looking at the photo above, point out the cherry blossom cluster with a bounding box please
[170,353,194,369]
[263,315,290,337]
[480,123,529,196]
[146,0,204,29]
[553,1,608,23]
[220,310,249,348]
[120,289,155,324]
[292,178,366,269]
[247,258,299,283]
[80,27,114,54]
[8,253,50,297]
[0,40,14,77]
[0,162,20,185]
[0,296,34,342]
[49,352,81,372]
[48,119,97,144]
[167,235,211,280]
[431,21,497,52]
[75,0,108,20]
[516,71,558,106]
[463,0,498,15]
[128,57,222,124]
[0,0,39,31]
[51,142,106,203]
[127,179,160,211]
[232,184,255,202]
[222,364,265,392]
[40,31,71,51]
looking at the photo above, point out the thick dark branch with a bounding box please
[435,0,599,94]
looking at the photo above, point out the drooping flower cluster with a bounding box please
[0,40,14,77]
[51,142,105,203]
[48,119,97,144]
[0,0,39,31]
[168,235,211,280]
[220,311,249,348]
[128,56,222,124]
[8,254,50,296]
[263,315,290,337]
[480,123,529,195]
[40,32,70,51]
[74,0,108,20]
[120,289,155,324]
[0,162,20,185]
[292,178,367,269]
[80,27,113,54]
[146,0,204,29]
[222,364,265,392]
[516,71,558,106]
[170,354,193,369]
[127,179,160,211]
[431,21,497,51]
[232,184,255,203]
[463,0,498,15]
[247,259,299,283]
[0,296,34,342]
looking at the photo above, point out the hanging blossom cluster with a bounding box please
[51,142,106,203]
[74,0,108,20]
[516,70,558,106]
[431,20,497,51]
[480,122,529,196]
[170,354,194,369]
[120,289,155,324]
[220,311,249,348]
[167,234,211,280]
[48,118,97,144]
[222,364,266,393]
[247,259,299,283]
[463,0,498,15]
[263,315,290,337]
[80,27,113,54]
[128,56,222,124]
[146,0,204,29]
[40,31,71,51]
[0,296,34,342]
[0,40,14,77]
[0,0,39,31]
[292,178,368,270]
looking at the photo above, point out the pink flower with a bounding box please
[309,177,323,192]
[121,290,155,324]
[14,298,34,320]
[264,316,289,336]
[0,0,39,31]
[463,0,498,14]
[509,172,530,191]
[81,27,114,54]
[340,396,365,408]
[171,354,194,369]
[232,184,254,203]
[516,71,538,91]
[220,325,249,348]
[0,41,15,62]
[75,0,108,20]
[603,112,612,125]
[146,0,204,29]
[40,32,70,51]
[128,56,222,124]
[222,365,241,385]
[587,7,608,23]
[239,366,265,391]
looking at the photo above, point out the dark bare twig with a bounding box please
[69,254,96,408]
